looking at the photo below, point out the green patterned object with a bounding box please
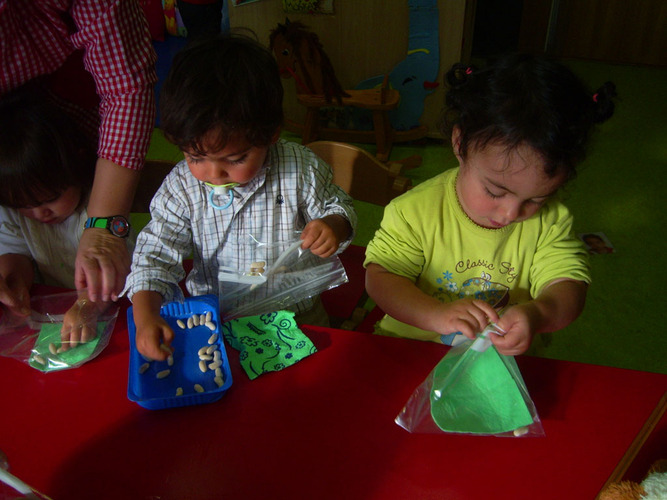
[221,311,317,380]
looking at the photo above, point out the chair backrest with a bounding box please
[306,140,411,206]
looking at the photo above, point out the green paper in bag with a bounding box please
[29,322,107,372]
[0,290,119,372]
[396,324,544,436]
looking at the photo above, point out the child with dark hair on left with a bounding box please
[0,87,126,348]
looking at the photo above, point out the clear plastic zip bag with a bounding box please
[218,234,348,320]
[0,290,119,372]
[395,324,545,437]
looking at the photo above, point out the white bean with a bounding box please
[214,376,224,387]
[193,314,200,326]
[200,314,206,325]
[206,344,217,355]
[187,317,194,329]
[176,319,186,329]
[156,369,171,379]
[513,426,529,437]
[167,355,174,366]
[176,387,183,396]
[205,311,212,322]
[208,360,222,370]
[198,354,213,361]
[33,354,46,365]
[215,367,223,378]
[197,346,208,356]
[205,321,216,331]
[159,344,173,354]
[49,343,58,355]
[194,384,204,393]
[213,350,221,362]
[208,333,218,344]
[199,360,208,373]
[139,362,150,374]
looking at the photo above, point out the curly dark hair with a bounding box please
[441,53,616,179]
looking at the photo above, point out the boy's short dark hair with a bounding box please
[0,87,95,208]
[160,31,284,154]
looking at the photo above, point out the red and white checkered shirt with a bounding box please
[0,0,157,170]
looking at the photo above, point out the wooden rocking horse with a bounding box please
[269,20,422,165]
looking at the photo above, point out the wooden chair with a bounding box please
[306,140,411,206]
[299,76,400,162]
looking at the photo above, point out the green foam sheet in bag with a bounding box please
[29,321,107,372]
[429,325,536,435]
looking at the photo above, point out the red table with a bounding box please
[0,301,665,500]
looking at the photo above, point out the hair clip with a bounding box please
[592,93,599,103]
[465,67,473,75]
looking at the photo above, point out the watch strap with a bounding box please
[84,217,109,230]
[84,215,130,238]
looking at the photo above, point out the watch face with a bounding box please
[110,217,130,237]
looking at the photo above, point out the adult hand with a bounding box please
[74,228,131,303]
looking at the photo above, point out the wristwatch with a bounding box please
[84,215,131,238]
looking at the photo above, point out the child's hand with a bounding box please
[131,291,173,361]
[0,276,31,317]
[60,298,103,351]
[301,219,341,258]
[436,298,499,340]
[493,303,541,355]
[135,314,175,361]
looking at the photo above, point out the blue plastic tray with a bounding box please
[127,295,233,410]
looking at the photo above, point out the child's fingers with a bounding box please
[460,300,498,331]
[80,323,97,343]
[138,341,167,362]
[300,227,320,249]
[309,238,337,257]
[472,300,500,324]
[490,333,528,356]
[137,326,174,361]
[161,327,175,349]
[62,323,82,347]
